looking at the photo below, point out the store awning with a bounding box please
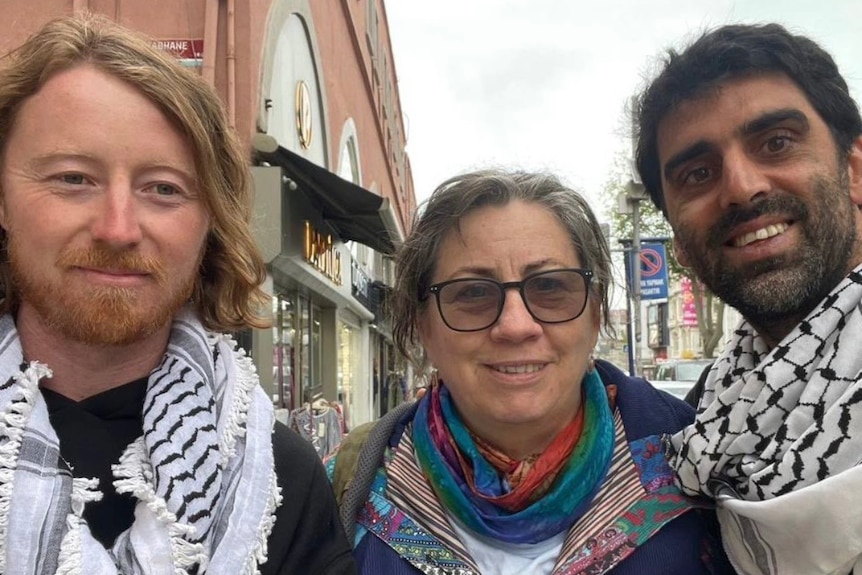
[252,136,398,255]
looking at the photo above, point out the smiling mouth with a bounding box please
[79,267,149,277]
[492,364,546,374]
[731,222,790,248]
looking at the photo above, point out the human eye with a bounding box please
[54,173,91,186]
[142,180,193,204]
[761,133,794,155]
[439,280,499,316]
[148,182,181,196]
[157,183,178,196]
[530,275,567,294]
[527,273,580,307]
[448,280,495,303]
[527,271,587,315]
[681,165,713,186]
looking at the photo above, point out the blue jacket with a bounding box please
[334,360,734,575]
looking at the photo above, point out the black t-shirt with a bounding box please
[42,380,145,546]
[43,380,356,574]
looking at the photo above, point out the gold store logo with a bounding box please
[304,221,342,284]
[295,80,312,149]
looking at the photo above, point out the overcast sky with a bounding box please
[386,1,862,218]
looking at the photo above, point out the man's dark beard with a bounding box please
[675,170,857,329]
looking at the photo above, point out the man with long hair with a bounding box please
[0,13,354,574]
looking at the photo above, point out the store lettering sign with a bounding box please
[304,221,342,285]
[153,39,204,68]
[681,277,698,327]
[351,258,372,310]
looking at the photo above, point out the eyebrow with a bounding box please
[663,141,714,182]
[442,259,567,281]
[27,152,96,170]
[742,108,809,137]
[27,153,198,187]
[662,108,811,182]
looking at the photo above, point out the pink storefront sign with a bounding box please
[681,277,698,327]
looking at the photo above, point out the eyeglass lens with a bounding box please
[435,270,588,331]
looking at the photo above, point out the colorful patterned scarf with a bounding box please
[470,406,584,511]
[412,369,614,544]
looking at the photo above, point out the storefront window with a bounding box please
[374,335,409,418]
[308,305,322,402]
[338,320,361,430]
[272,292,323,409]
[386,341,409,411]
[371,334,381,417]
[272,294,295,409]
[297,300,311,403]
[296,299,323,404]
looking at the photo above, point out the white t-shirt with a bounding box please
[449,515,565,575]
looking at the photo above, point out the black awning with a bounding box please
[254,142,397,255]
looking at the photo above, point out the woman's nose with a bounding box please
[490,288,543,340]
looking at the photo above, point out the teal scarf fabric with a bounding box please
[412,369,615,544]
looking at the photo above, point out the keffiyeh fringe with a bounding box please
[0,309,280,574]
[0,362,49,574]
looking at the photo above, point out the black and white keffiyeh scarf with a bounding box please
[668,265,862,575]
[0,307,281,574]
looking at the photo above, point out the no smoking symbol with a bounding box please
[639,248,663,277]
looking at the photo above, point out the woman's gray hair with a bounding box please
[391,169,614,371]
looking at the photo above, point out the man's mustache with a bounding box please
[56,248,167,283]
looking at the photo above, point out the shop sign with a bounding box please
[681,277,699,327]
[153,39,204,68]
[351,258,372,311]
[304,221,342,285]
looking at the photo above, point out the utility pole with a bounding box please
[618,180,647,376]
[626,97,645,376]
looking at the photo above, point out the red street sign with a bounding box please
[153,39,203,62]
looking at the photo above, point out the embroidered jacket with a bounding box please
[328,360,734,575]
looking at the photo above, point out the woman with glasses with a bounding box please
[328,169,732,574]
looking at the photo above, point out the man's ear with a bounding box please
[672,237,690,268]
[848,136,862,207]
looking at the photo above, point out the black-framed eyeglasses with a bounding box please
[423,268,593,332]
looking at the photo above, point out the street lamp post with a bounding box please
[618,180,647,376]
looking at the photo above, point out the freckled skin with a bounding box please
[0,64,210,398]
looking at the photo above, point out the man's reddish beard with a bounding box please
[8,240,201,346]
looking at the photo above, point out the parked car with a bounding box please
[652,359,713,399]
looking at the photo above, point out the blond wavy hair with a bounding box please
[0,13,269,331]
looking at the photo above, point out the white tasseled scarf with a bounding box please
[0,307,281,574]
[669,265,862,575]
